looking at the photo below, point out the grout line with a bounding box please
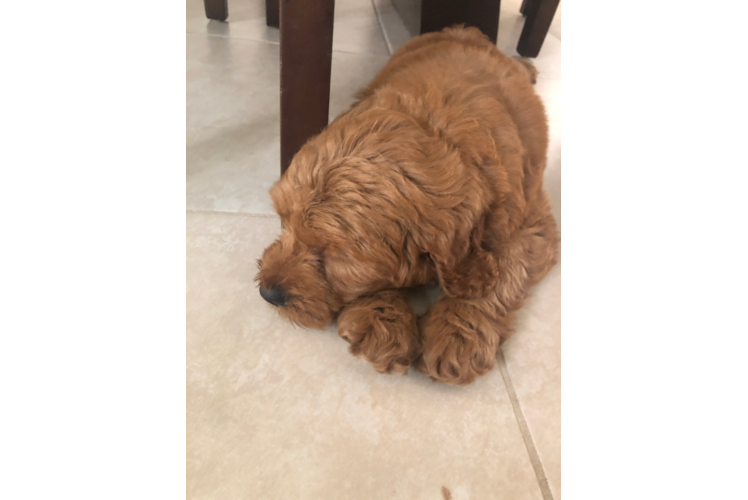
[187,209,279,219]
[332,48,391,58]
[497,349,554,500]
[186,29,279,45]
[187,29,391,58]
[371,0,395,56]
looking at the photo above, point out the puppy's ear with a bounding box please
[428,216,499,299]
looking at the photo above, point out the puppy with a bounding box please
[257,26,559,385]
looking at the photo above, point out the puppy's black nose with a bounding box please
[260,285,287,307]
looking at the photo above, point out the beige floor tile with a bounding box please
[186,0,279,44]
[186,33,280,215]
[187,0,390,56]
[186,33,389,215]
[534,77,562,227]
[499,264,561,500]
[187,213,545,500]
[372,0,412,54]
[333,0,392,56]
[494,16,562,493]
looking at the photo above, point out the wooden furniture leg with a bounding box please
[266,0,279,28]
[203,0,228,22]
[520,0,537,16]
[517,0,559,57]
[280,0,335,175]
[420,0,501,44]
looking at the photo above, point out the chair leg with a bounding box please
[420,0,501,44]
[517,0,559,57]
[266,0,279,28]
[280,0,335,175]
[203,0,228,22]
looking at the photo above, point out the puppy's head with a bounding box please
[255,152,410,330]
[256,107,497,328]
[255,226,343,329]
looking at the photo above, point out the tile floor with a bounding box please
[187,1,561,498]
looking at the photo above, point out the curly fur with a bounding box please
[256,26,559,385]
[338,290,419,374]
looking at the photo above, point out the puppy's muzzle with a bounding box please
[260,285,287,307]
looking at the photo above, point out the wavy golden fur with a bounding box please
[257,27,559,385]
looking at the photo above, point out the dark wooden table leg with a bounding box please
[420,0,501,44]
[266,0,279,28]
[517,0,559,57]
[204,0,228,22]
[520,0,537,16]
[280,0,335,175]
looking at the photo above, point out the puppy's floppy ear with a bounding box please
[427,215,499,300]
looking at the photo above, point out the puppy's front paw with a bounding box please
[337,290,419,374]
[416,298,504,385]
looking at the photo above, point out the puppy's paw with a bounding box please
[416,298,503,385]
[337,290,419,374]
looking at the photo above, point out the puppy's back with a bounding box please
[354,27,550,234]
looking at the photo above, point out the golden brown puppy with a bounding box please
[257,26,559,385]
